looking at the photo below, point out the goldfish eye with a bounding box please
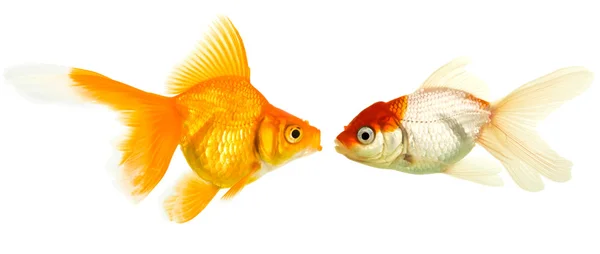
[357,126,375,145]
[285,125,303,144]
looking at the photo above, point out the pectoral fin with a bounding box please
[444,156,504,187]
[221,162,261,200]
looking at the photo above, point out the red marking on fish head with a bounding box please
[335,101,398,148]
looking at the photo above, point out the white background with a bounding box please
[1,0,599,253]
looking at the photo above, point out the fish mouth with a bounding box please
[311,129,323,152]
[333,138,370,164]
[294,146,320,160]
[310,142,322,153]
[301,136,323,157]
[334,139,349,155]
[308,145,322,154]
[315,144,323,152]
[316,131,323,151]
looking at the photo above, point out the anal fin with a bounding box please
[163,171,220,223]
[443,156,504,187]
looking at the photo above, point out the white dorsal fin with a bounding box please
[418,57,490,100]
[166,15,251,95]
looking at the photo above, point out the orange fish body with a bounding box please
[176,76,268,188]
[4,16,322,223]
[335,57,593,191]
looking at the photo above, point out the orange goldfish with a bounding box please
[4,16,322,223]
[335,57,593,191]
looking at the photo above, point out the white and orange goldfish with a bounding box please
[335,57,593,191]
[4,16,322,223]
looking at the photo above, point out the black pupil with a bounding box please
[361,131,370,141]
[291,129,301,139]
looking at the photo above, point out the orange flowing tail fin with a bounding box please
[477,66,594,191]
[4,64,183,202]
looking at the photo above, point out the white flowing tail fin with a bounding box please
[477,66,594,191]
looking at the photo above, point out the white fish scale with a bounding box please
[397,88,491,174]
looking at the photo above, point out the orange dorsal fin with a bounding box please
[417,57,490,101]
[166,15,251,95]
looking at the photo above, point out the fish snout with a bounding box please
[334,138,348,155]
[314,129,322,151]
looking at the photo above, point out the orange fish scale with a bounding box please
[175,76,267,187]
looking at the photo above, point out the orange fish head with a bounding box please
[256,105,322,167]
[334,101,403,166]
